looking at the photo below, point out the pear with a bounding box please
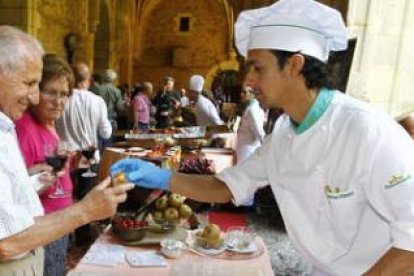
[178,204,193,219]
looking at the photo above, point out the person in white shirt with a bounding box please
[236,86,265,163]
[110,0,414,274]
[56,62,112,162]
[0,26,132,274]
[187,74,224,126]
[56,62,113,245]
[235,86,266,206]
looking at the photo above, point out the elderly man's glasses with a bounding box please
[41,89,69,101]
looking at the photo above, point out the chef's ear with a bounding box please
[287,54,305,77]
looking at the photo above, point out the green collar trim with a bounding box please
[293,88,334,134]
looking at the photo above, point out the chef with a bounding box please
[187,74,224,127]
[111,0,414,274]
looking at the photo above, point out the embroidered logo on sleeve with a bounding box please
[324,185,354,199]
[385,174,412,189]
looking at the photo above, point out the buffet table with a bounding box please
[69,228,274,276]
[71,146,263,275]
[98,147,235,181]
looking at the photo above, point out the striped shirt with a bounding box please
[0,112,44,240]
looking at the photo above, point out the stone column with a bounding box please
[346,0,414,117]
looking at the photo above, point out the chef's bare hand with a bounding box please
[79,177,134,221]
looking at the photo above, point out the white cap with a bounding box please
[189,74,204,93]
[235,0,348,62]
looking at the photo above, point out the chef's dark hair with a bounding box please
[270,50,337,90]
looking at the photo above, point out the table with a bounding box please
[70,229,274,276]
[98,147,235,182]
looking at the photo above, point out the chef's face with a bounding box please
[244,49,293,109]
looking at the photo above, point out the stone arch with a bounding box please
[134,0,234,90]
[205,57,239,93]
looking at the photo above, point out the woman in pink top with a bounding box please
[132,82,153,130]
[16,54,74,276]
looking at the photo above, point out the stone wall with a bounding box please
[134,0,230,91]
[35,0,88,63]
[346,0,414,117]
[0,0,28,30]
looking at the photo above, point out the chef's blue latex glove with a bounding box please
[110,159,172,190]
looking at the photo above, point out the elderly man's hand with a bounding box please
[111,159,172,190]
[80,178,134,221]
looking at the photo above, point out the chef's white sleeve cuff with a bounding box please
[216,168,253,207]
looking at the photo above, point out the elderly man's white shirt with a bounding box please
[218,92,414,275]
[57,89,112,161]
[194,95,223,126]
[0,112,44,240]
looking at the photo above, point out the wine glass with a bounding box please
[81,141,97,178]
[44,141,71,198]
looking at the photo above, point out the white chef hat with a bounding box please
[235,0,348,62]
[189,74,205,93]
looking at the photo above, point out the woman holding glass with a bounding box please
[15,53,74,276]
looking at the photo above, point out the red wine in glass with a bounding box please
[81,147,96,160]
[45,155,68,173]
[81,146,97,177]
[44,141,70,198]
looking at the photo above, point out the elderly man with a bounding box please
[111,0,414,274]
[187,74,224,126]
[0,26,132,274]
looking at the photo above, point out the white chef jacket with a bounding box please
[236,99,265,163]
[194,95,223,126]
[217,91,414,275]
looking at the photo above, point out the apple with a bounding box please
[164,207,179,221]
[112,172,126,186]
[168,193,185,208]
[152,211,164,221]
[202,224,221,242]
[155,196,168,211]
[179,204,193,219]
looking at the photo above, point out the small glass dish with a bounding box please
[225,226,256,252]
[160,239,187,259]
